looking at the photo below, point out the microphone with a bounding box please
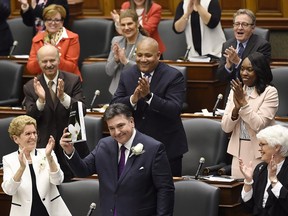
[21,97,26,109]
[90,90,100,112]
[177,46,191,62]
[183,46,191,61]
[9,41,18,57]
[195,157,205,180]
[212,93,223,117]
[86,202,96,216]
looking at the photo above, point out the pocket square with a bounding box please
[139,166,144,170]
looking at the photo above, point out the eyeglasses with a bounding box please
[240,66,254,73]
[233,22,254,28]
[259,143,268,148]
[45,19,63,24]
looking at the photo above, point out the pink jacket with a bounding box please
[222,85,278,158]
[26,28,82,79]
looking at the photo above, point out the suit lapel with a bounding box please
[242,34,256,59]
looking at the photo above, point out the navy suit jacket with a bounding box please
[216,34,271,82]
[67,130,175,216]
[241,158,288,216]
[111,62,188,160]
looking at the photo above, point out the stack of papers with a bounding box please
[188,56,211,63]
[202,176,235,182]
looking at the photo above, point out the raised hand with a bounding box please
[59,127,74,155]
[33,77,45,103]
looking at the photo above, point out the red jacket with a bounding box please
[26,28,82,79]
[122,1,166,53]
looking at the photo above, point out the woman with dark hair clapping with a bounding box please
[222,52,279,178]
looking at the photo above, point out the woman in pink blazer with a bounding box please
[221,52,278,178]
[111,0,166,54]
[26,4,81,79]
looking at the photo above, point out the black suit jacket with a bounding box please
[241,158,288,216]
[111,62,188,160]
[0,1,13,55]
[67,130,175,216]
[23,71,88,180]
[216,34,271,82]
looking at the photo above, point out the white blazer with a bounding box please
[1,149,71,216]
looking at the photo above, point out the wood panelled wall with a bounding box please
[9,0,288,29]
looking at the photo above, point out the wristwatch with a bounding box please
[145,93,152,101]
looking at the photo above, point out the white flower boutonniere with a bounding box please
[129,143,145,158]
[39,156,46,171]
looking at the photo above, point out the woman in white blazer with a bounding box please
[1,115,71,216]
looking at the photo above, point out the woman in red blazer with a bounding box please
[111,0,166,55]
[26,4,81,79]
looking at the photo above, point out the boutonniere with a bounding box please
[39,156,46,171]
[129,143,145,158]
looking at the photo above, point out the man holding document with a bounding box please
[23,44,88,181]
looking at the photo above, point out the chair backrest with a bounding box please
[223,27,270,41]
[158,19,187,60]
[174,180,220,216]
[182,118,229,176]
[71,18,115,64]
[169,65,188,112]
[7,17,33,55]
[81,62,113,108]
[271,67,288,117]
[84,115,103,151]
[0,117,17,166]
[58,179,100,216]
[0,60,24,106]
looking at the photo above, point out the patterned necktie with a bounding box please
[143,73,152,83]
[48,80,56,103]
[238,43,244,58]
[118,145,126,178]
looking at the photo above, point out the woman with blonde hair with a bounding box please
[1,115,71,216]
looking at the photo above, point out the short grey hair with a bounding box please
[233,9,256,26]
[256,125,288,157]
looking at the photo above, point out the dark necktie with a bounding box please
[238,43,244,58]
[118,145,126,178]
[143,73,152,83]
[48,80,56,103]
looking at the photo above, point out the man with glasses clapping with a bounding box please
[216,9,271,83]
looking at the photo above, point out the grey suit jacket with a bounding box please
[105,33,146,95]
[216,34,271,82]
[67,130,175,216]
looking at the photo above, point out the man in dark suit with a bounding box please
[23,44,88,181]
[110,37,188,177]
[0,0,13,56]
[216,9,271,83]
[60,103,175,216]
